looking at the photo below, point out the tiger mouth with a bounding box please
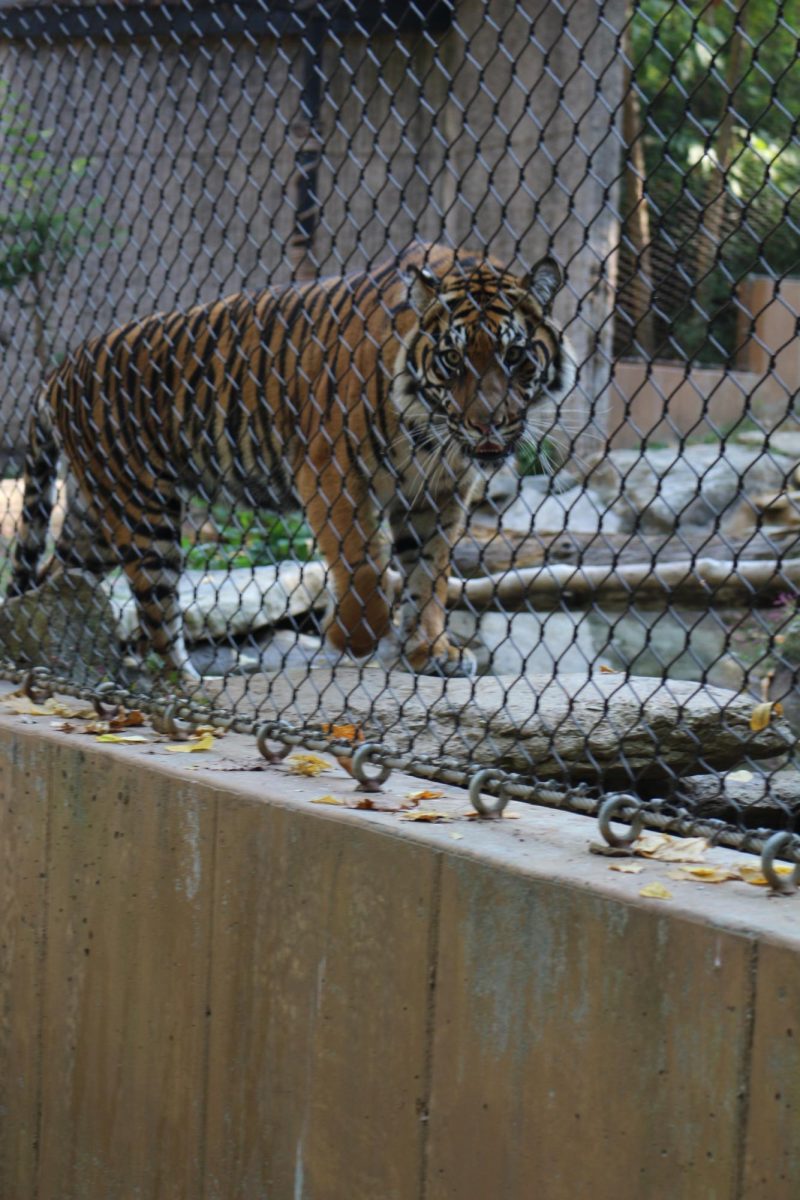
[469,439,513,463]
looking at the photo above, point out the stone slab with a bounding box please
[223,667,795,786]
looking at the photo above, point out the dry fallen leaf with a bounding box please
[406,788,445,802]
[633,833,708,863]
[321,723,362,742]
[399,811,453,823]
[639,882,672,900]
[95,733,152,744]
[609,863,645,874]
[287,753,330,776]
[165,731,216,753]
[666,865,738,884]
[108,708,146,730]
[737,863,794,887]
[598,664,621,674]
[750,701,783,732]
[310,795,346,806]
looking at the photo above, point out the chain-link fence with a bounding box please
[1,0,799,867]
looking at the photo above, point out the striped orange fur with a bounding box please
[10,243,572,677]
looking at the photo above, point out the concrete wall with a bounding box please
[605,277,800,448]
[0,0,626,463]
[2,713,799,1199]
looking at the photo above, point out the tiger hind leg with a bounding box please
[115,498,200,681]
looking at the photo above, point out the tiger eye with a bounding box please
[439,347,463,373]
[504,344,527,368]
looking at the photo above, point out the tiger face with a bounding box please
[399,255,569,470]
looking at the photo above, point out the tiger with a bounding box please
[8,243,573,678]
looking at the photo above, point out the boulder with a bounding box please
[106,561,328,644]
[735,429,800,460]
[474,478,623,535]
[0,570,125,684]
[587,444,795,533]
[237,668,795,787]
[681,767,800,824]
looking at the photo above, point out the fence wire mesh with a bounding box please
[0,0,799,856]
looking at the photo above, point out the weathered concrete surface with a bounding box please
[222,668,795,786]
[1,702,799,1199]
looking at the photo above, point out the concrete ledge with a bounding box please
[1,707,798,1199]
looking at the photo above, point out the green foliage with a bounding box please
[629,0,800,363]
[182,506,315,570]
[517,437,560,477]
[0,82,111,297]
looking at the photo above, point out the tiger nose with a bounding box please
[466,418,492,436]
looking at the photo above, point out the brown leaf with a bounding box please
[322,722,363,742]
[406,788,445,802]
[108,708,146,731]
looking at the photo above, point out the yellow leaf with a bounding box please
[598,664,621,674]
[310,795,346,806]
[406,788,445,801]
[738,863,793,887]
[633,833,708,863]
[95,733,152,744]
[287,753,330,776]
[609,863,645,874]
[750,701,783,732]
[165,731,215,753]
[639,882,672,900]
[667,866,738,884]
[400,811,453,822]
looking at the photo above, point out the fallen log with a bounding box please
[447,557,800,610]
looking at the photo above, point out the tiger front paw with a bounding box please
[404,636,477,678]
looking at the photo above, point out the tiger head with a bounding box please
[399,252,574,468]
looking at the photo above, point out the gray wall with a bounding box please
[0,0,626,464]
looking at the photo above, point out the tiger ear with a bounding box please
[406,264,440,314]
[524,257,563,312]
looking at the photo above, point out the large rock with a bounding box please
[474,477,623,535]
[106,562,328,644]
[236,668,795,787]
[587,444,795,532]
[0,570,125,684]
